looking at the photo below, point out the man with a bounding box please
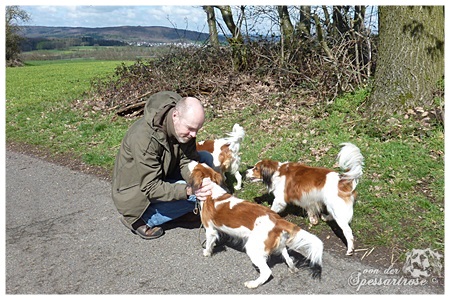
[112,91,214,239]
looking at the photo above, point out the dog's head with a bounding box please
[188,161,224,191]
[246,159,280,187]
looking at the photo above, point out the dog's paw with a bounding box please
[321,214,333,222]
[288,267,299,273]
[234,185,242,190]
[309,215,319,225]
[244,280,260,289]
[203,249,212,257]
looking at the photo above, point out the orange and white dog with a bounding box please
[196,123,245,190]
[246,142,364,256]
[188,161,323,289]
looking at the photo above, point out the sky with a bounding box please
[5,1,270,32]
[5,1,292,33]
[4,1,389,33]
[3,1,447,34]
[12,4,211,33]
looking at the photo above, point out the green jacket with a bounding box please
[112,91,200,226]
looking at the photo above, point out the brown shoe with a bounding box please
[120,216,164,240]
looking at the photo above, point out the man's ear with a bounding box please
[172,108,179,119]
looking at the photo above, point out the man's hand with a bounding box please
[194,177,214,201]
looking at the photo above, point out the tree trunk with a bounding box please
[298,6,311,37]
[332,6,350,36]
[277,5,294,40]
[353,5,365,32]
[203,6,219,47]
[215,5,246,71]
[277,5,294,63]
[366,6,444,116]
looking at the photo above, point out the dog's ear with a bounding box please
[211,169,224,185]
[261,160,276,186]
[189,168,203,191]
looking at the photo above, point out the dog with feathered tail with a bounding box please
[246,142,364,255]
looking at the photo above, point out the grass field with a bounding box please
[5,60,444,266]
[20,45,168,61]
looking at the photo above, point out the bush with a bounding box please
[87,36,375,119]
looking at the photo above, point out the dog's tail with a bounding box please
[286,227,323,279]
[226,123,245,152]
[337,142,364,187]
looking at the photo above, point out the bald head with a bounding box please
[172,97,205,143]
[176,97,204,119]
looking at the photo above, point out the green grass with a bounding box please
[6,60,135,169]
[5,61,444,260]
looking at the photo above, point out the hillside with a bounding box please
[20,25,224,44]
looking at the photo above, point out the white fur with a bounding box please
[207,123,245,190]
[188,160,199,173]
[287,229,323,267]
[213,195,244,209]
[338,142,364,185]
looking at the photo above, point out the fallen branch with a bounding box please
[361,247,375,261]
[116,100,146,116]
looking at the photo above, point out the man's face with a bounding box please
[173,109,204,143]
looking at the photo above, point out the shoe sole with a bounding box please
[119,216,163,240]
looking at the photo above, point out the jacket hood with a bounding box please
[144,91,182,128]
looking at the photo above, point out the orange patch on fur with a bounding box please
[338,179,356,204]
[265,218,300,253]
[218,144,232,172]
[196,140,215,153]
[279,163,331,205]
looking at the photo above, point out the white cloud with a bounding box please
[18,5,209,31]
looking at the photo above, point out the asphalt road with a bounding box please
[5,150,444,294]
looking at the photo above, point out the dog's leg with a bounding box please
[234,171,242,190]
[270,193,287,213]
[324,195,354,255]
[203,227,219,257]
[321,213,334,222]
[271,200,287,214]
[244,252,271,289]
[244,237,271,289]
[307,210,320,226]
[281,247,298,273]
[334,218,354,255]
